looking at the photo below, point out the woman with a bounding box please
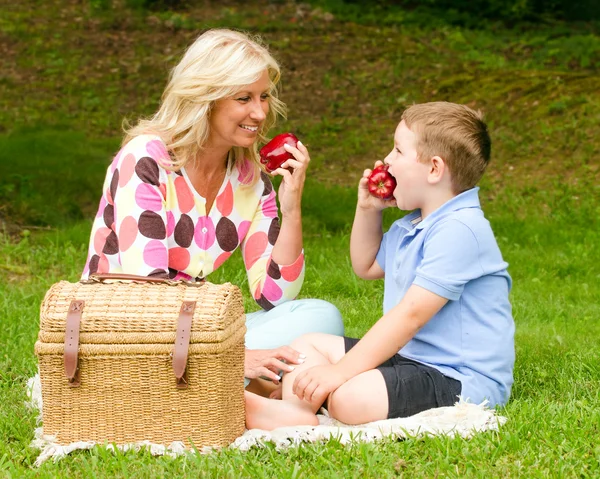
[82,29,344,392]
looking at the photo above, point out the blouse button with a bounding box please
[202,227,208,233]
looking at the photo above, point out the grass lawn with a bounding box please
[1,1,599,477]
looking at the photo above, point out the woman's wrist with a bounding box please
[280,207,302,222]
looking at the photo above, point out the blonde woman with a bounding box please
[82,29,343,392]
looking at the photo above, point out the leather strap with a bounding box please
[64,300,84,387]
[88,273,173,283]
[172,301,196,389]
[86,273,205,286]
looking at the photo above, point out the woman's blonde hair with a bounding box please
[123,29,286,180]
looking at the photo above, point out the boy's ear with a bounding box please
[427,155,446,185]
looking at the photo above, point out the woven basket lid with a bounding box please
[39,280,245,340]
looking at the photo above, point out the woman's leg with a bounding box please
[245,299,344,350]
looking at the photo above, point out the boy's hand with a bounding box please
[292,364,347,405]
[358,161,397,212]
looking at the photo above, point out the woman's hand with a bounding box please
[271,141,310,217]
[357,161,397,212]
[245,346,306,385]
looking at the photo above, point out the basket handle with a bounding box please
[86,273,204,285]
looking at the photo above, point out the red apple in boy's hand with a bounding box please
[260,133,299,173]
[367,164,397,200]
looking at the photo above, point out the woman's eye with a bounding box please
[236,96,250,102]
[260,93,270,101]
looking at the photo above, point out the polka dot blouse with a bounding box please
[82,134,305,311]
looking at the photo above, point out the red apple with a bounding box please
[259,133,299,173]
[367,164,397,200]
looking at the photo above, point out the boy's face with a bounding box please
[384,120,430,211]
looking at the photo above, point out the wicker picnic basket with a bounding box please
[34,273,246,448]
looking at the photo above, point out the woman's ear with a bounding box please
[427,155,446,185]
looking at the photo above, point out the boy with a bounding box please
[245,102,515,429]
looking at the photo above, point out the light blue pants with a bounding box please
[245,298,344,350]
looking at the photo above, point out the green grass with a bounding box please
[1,179,599,477]
[1,0,600,476]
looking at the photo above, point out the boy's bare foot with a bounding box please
[245,391,319,431]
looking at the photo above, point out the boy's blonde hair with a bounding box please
[124,29,286,182]
[401,102,491,193]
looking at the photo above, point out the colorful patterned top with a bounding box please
[82,134,305,310]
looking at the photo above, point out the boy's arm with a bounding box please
[350,204,385,279]
[293,285,448,403]
[350,162,397,279]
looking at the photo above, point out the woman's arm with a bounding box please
[269,141,309,265]
[83,136,172,279]
[240,142,312,310]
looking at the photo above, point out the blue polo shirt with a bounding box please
[375,187,515,406]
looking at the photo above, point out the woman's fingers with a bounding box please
[265,357,295,374]
[274,346,306,365]
[272,167,294,182]
[280,158,304,171]
[257,367,281,383]
[283,142,309,164]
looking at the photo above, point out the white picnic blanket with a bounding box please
[26,374,507,466]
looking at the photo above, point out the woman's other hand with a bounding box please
[271,140,310,217]
[245,346,306,385]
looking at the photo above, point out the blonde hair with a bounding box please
[124,29,286,181]
[401,102,491,193]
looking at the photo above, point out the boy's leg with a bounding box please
[329,338,462,424]
[244,300,344,396]
[245,333,346,430]
[326,370,389,424]
[281,333,347,402]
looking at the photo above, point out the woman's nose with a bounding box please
[250,100,267,121]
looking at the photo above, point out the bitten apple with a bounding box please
[367,164,397,200]
[259,133,299,173]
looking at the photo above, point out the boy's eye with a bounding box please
[396,148,402,154]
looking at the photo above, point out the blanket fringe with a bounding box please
[26,374,506,466]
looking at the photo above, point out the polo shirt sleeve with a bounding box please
[413,219,484,301]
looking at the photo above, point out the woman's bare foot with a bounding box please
[245,391,318,430]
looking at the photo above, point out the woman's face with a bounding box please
[207,70,270,150]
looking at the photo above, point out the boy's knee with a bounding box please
[328,386,362,425]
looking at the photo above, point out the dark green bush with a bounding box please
[337,0,600,22]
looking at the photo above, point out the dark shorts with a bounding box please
[344,337,462,419]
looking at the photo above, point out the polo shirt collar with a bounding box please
[401,187,481,231]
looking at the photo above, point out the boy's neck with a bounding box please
[420,188,457,219]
